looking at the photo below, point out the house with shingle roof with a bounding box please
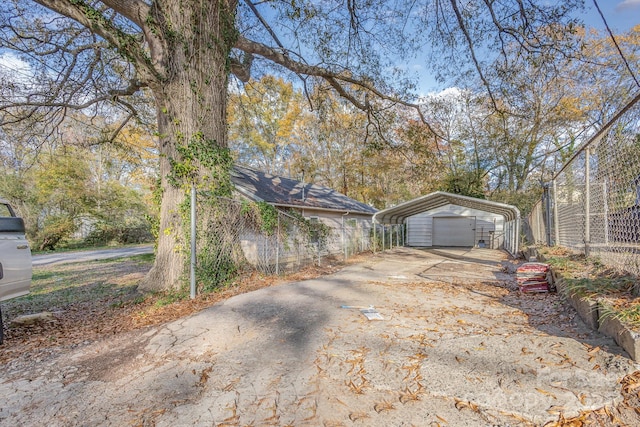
[231,165,377,219]
[230,165,377,261]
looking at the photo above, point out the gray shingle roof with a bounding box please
[231,165,377,215]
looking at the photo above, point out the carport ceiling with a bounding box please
[373,191,520,224]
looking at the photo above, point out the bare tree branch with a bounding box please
[33,0,162,82]
[106,111,134,144]
[0,79,144,117]
[235,35,445,145]
[448,0,498,111]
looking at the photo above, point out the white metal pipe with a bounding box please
[553,180,560,245]
[190,184,196,300]
[276,214,280,275]
[585,147,591,257]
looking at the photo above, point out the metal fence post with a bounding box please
[603,182,609,245]
[553,179,560,245]
[585,147,591,257]
[373,223,377,254]
[404,222,407,246]
[190,183,196,300]
[342,215,346,261]
[276,214,280,275]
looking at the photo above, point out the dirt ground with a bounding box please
[1,248,639,426]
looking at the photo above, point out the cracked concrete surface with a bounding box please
[1,248,638,426]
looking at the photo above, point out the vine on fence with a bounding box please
[166,133,236,290]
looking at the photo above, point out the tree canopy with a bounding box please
[0,0,624,290]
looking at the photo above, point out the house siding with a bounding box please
[296,208,374,255]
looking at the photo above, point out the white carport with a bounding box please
[373,191,521,255]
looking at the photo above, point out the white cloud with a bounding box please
[416,86,464,103]
[0,52,32,78]
[431,87,462,98]
[616,0,640,11]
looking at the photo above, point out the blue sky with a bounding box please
[583,0,640,32]
[1,1,638,98]
[415,0,640,94]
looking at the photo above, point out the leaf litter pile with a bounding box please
[325,278,640,426]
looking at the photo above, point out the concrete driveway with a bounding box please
[2,248,638,426]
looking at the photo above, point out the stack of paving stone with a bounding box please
[516,262,551,293]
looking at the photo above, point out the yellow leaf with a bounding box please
[454,398,479,412]
[587,346,601,356]
[546,405,567,414]
[436,414,448,423]
[535,388,557,399]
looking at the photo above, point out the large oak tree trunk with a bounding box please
[140,0,238,291]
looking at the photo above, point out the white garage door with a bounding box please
[433,216,475,247]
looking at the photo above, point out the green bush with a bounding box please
[34,216,76,251]
[84,220,154,246]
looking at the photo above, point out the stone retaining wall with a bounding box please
[534,249,640,361]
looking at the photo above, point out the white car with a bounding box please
[0,198,32,344]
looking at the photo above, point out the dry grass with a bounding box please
[538,247,640,330]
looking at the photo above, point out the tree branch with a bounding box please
[448,0,498,111]
[0,79,145,114]
[33,0,162,82]
[101,0,150,28]
[234,35,445,145]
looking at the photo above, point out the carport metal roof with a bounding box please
[373,191,520,224]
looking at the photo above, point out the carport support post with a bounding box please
[382,225,385,251]
[544,183,552,246]
[190,183,196,300]
[585,147,591,257]
[515,217,520,255]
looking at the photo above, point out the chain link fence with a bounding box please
[195,197,374,282]
[524,199,548,246]
[372,223,406,252]
[527,92,640,276]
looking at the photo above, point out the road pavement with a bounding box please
[31,245,154,267]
